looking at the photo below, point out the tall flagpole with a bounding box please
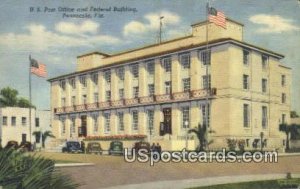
[29,55,32,144]
[205,1,210,150]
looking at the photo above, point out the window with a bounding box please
[69,78,76,89]
[2,116,7,126]
[71,96,76,106]
[282,93,286,103]
[104,113,110,133]
[165,81,172,94]
[22,117,26,126]
[79,75,87,88]
[131,64,139,78]
[262,55,268,69]
[243,74,249,90]
[104,70,111,84]
[61,118,66,134]
[243,50,249,65]
[119,88,124,99]
[11,117,16,126]
[118,112,124,131]
[132,110,138,131]
[146,60,155,75]
[117,67,125,81]
[201,104,210,127]
[180,53,190,69]
[70,117,75,133]
[61,97,66,107]
[243,104,249,127]
[105,91,111,101]
[133,87,139,98]
[148,84,155,96]
[182,107,190,128]
[200,49,211,65]
[35,118,39,127]
[92,114,98,133]
[162,57,171,72]
[147,110,154,133]
[202,75,211,89]
[262,106,268,129]
[182,78,190,92]
[82,95,87,104]
[91,72,98,85]
[282,114,286,124]
[94,93,99,103]
[262,79,267,93]
[60,80,66,90]
[281,75,286,86]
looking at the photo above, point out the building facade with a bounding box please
[0,107,51,147]
[49,19,291,151]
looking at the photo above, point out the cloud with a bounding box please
[55,20,99,35]
[249,14,300,33]
[123,10,181,36]
[0,23,120,52]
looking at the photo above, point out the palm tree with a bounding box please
[32,131,55,148]
[188,123,213,151]
[0,87,18,107]
[279,123,300,150]
[0,149,79,188]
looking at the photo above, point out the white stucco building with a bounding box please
[0,107,51,147]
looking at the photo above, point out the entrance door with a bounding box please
[78,115,87,137]
[22,134,26,143]
[163,108,172,134]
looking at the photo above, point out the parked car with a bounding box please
[19,141,32,152]
[86,142,102,155]
[62,141,82,153]
[108,141,123,155]
[133,141,150,155]
[4,140,18,150]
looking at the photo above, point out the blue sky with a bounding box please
[0,0,299,113]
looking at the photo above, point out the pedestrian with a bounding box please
[81,141,85,154]
[151,143,156,152]
[156,143,162,154]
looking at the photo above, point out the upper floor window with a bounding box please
[94,93,99,103]
[105,91,111,101]
[182,107,190,128]
[82,95,87,104]
[117,67,125,81]
[22,117,26,126]
[69,78,76,89]
[282,114,286,124]
[243,104,250,127]
[131,64,139,78]
[162,57,171,72]
[282,93,286,103]
[133,87,139,98]
[61,97,66,107]
[132,110,138,131]
[243,50,250,65]
[11,116,16,126]
[262,78,267,93]
[262,106,268,129]
[35,118,40,127]
[118,112,124,132]
[200,49,211,65]
[180,53,190,69]
[146,60,155,75]
[148,84,155,96]
[60,80,66,90]
[243,74,249,90]
[281,75,286,87]
[2,116,7,126]
[104,70,111,84]
[79,75,87,88]
[71,96,76,106]
[60,117,66,134]
[182,78,190,92]
[70,117,75,133]
[165,81,172,94]
[119,88,124,100]
[202,75,211,89]
[91,72,98,85]
[262,55,268,69]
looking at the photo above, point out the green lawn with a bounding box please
[189,178,300,189]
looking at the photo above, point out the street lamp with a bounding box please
[185,120,189,149]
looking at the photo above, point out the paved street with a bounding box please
[38,152,300,189]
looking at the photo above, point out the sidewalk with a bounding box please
[103,173,300,189]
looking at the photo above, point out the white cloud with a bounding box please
[249,14,300,33]
[0,23,120,52]
[55,20,99,35]
[123,10,181,36]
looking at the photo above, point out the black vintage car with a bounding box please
[4,140,19,150]
[108,141,123,155]
[133,141,150,155]
[62,141,82,153]
[86,142,102,155]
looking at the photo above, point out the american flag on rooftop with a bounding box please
[208,7,226,29]
[30,56,47,78]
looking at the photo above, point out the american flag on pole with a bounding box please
[208,7,226,29]
[29,56,47,78]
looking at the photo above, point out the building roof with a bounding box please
[191,18,244,27]
[48,37,285,82]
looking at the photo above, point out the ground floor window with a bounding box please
[201,104,210,127]
[182,107,190,128]
[132,110,138,131]
[104,113,110,133]
[147,110,154,134]
[118,112,124,132]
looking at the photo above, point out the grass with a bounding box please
[189,178,300,189]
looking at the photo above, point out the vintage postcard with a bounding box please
[0,0,299,189]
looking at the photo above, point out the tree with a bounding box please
[188,123,213,151]
[279,124,300,150]
[0,149,79,188]
[33,131,55,148]
[0,87,18,107]
[291,111,299,118]
[18,97,35,108]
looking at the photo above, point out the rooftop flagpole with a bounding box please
[29,55,32,144]
[205,0,210,150]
